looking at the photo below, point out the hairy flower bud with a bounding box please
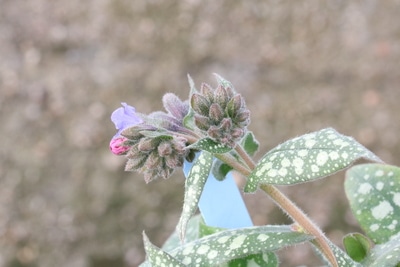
[190,75,250,147]
[125,135,188,183]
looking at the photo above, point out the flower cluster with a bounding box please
[110,94,190,182]
[110,74,250,182]
[191,81,250,148]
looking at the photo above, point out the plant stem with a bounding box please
[232,145,338,267]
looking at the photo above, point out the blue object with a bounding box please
[183,156,253,229]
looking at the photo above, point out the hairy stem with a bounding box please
[232,145,338,267]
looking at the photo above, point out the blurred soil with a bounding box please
[1,1,400,266]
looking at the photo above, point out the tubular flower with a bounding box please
[190,79,250,147]
[111,102,144,136]
[110,102,144,154]
[110,137,130,155]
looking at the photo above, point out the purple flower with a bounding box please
[111,103,143,137]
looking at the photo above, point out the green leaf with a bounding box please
[241,131,259,157]
[183,74,198,130]
[244,128,382,192]
[188,138,233,154]
[167,225,313,266]
[345,163,400,244]
[177,151,213,241]
[143,232,185,267]
[163,215,202,252]
[362,232,400,267]
[211,159,233,181]
[228,252,278,267]
[343,233,372,262]
[198,220,278,267]
[312,239,363,267]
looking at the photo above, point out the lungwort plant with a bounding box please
[110,74,400,266]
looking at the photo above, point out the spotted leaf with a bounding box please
[197,219,278,267]
[177,151,213,241]
[228,252,278,267]
[143,232,185,267]
[167,225,312,266]
[188,138,233,154]
[362,232,400,267]
[244,128,382,192]
[312,240,363,267]
[345,164,400,244]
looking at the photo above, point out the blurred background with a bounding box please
[1,0,400,266]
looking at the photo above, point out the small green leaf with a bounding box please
[345,164,400,244]
[362,232,400,267]
[245,128,382,192]
[177,152,213,241]
[241,131,259,156]
[343,233,372,262]
[211,159,233,181]
[168,225,313,266]
[188,138,233,154]
[143,232,185,267]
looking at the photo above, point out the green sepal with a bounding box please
[343,232,373,262]
[345,163,400,244]
[176,151,213,241]
[183,74,198,130]
[188,138,233,154]
[245,128,382,192]
[214,73,234,90]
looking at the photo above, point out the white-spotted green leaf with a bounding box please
[244,128,382,192]
[163,215,202,252]
[177,152,213,241]
[345,164,400,244]
[228,252,278,267]
[197,219,279,267]
[167,225,313,266]
[362,232,400,267]
[312,239,363,267]
[143,232,185,267]
[188,138,232,154]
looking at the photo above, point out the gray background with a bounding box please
[1,1,400,266]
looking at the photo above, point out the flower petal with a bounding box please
[111,103,143,136]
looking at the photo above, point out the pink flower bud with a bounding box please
[110,137,130,155]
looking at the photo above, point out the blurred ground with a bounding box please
[1,0,400,266]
